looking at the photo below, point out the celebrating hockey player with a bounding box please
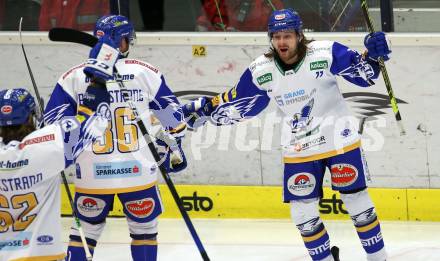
[44,15,187,261]
[183,9,389,261]
[0,32,117,260]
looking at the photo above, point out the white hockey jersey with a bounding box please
[44,59,186,194]
[209,40,380,163]
[0,112,107,260]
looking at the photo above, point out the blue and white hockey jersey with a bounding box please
[209,40,380,163]
[0,109,107,260]
[44,58,186,194]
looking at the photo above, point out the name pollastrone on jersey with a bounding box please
[0,173,43,192]
[78,88,144,104]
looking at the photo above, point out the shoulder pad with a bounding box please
[306,40,334,56]
[249,54,273,73]
[61,63,86,80]
[249,55,275,90]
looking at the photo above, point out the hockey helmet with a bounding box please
[94,15,136,47]
[268,9,303,36]
[0,88,36,126]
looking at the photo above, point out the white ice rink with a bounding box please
[61,218,440,261]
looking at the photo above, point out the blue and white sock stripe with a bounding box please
[301,224,332,261]
[355,218,385,254]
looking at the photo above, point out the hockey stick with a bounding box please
[48,27,211,261]
[360,0,406,136]
[114,69,210,261]
[19,19,93,261]
[49,27,97,47]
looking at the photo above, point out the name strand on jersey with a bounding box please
[0,173,43,192]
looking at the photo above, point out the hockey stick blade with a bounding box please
[48,28,97,47]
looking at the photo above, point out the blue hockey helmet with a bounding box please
[94,15,136,47]
[0,88,36,126]
[268,9,303,36]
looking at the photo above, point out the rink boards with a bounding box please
[60,184,440,222]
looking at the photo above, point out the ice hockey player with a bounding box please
[183,8,389,261]
[44,15,187,261]
[0,31,117,260]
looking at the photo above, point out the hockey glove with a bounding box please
[84,34,120,82]
[156,132,187,173]
[181,97,215,130]
[82,82,110,113]
[364,32,391,61]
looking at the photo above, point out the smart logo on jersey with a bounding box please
[287,173,316,196]
[0,232,31,251]
[125,198,155,218]
[256,73,272,85]
[94,160,142,179]
[310,60,328,71]
[77,196,106,217]
[330,163,358,187]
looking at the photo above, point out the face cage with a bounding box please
[129,31,137,46]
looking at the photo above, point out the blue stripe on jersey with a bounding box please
[148,76,185,131]
[330,42,380,87]
[210,69,270,125]
[44,83,77,125]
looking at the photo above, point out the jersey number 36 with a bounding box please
[93,107,140,154]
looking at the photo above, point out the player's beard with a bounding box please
[275,40,299,64]
[278,47,298,64]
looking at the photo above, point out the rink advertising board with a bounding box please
[61,184,440,221]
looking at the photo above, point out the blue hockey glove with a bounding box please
[364,32,391,61]
[181,97,215,130]
[156,132,187,173]
[82,82,110,112]
[84,34,120,81]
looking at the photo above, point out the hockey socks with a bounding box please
[354,213,386,260]
[340,190,387,260]
[66,235,96,260]
[300,222,332,260]
[130,233,158,261]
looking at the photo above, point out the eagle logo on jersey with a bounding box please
[338,57,375,82]
[149,95,185,131]
[290,98,314,133]
[43,103,71,124]
[211,95,262,125]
